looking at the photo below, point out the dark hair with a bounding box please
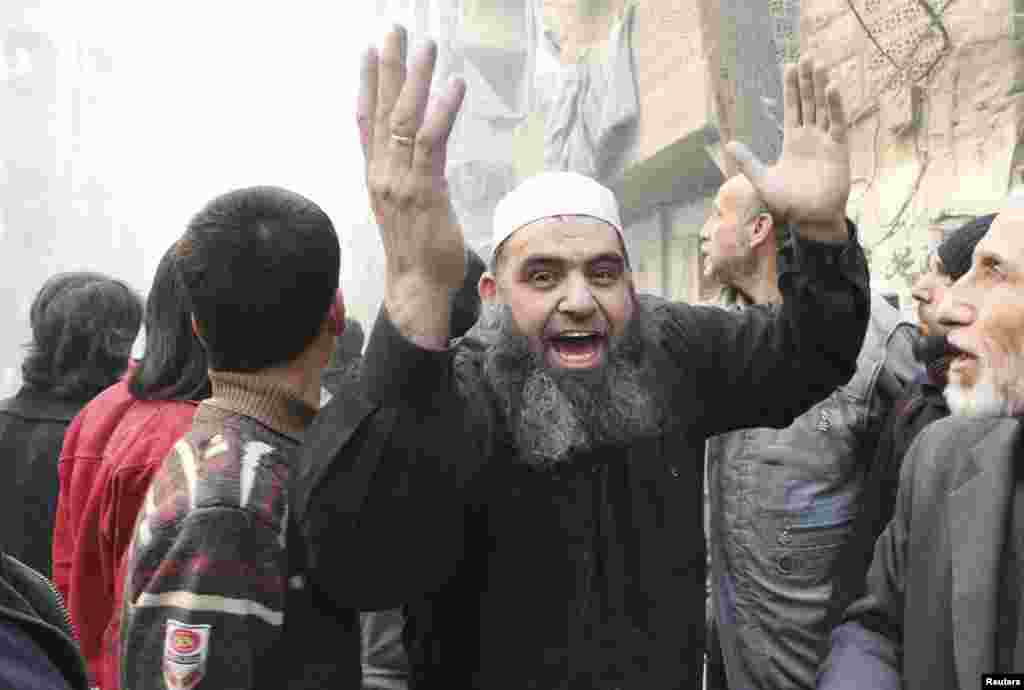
[128,244,212,401]
[451,249,486,338]
[176,186,341,372]
[21,271,143,400]
[328,318,364,369]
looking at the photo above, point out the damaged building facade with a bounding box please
[3,1,1022,359]
[802,0,1024,310]
[364,0,778,308]
[358,0,1024,321]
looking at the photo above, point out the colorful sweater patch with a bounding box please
[120,414,296,690]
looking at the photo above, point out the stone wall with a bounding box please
[800,0,1023,313]
[533,0,1024,308]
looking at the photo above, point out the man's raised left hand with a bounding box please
[725,56,851,243]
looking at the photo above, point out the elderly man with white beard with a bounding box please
[817,205,1024,690]
[295,26,870,688]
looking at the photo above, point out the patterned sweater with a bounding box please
[119,371,315,690]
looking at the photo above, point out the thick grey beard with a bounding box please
[471,302,664,470]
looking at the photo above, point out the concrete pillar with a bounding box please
[697,0,784,178]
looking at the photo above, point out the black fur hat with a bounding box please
[936,214,996,281]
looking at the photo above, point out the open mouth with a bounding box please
[547,331,607,368]
[946,344,978,374]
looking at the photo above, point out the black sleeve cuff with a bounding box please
[363,305,455,405]
[777,219,870,291]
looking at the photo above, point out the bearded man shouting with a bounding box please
[296,26,868,689]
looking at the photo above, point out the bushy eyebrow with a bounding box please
[519,253,625,274]
[974,248,1014,272]
[519,256,562,274]
[588,254,626,270]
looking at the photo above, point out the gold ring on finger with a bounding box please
[391,133,414,146]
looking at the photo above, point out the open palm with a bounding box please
[357,26,468,295]
[727,58,851,234]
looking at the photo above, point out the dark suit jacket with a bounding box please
[818,415,1022,690]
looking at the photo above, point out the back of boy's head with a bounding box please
[176,186,340,372]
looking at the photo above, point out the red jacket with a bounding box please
[52,378,197,690]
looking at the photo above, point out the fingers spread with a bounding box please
[782,64,801,130]
[813,64,830,131]
[357,46,379,162]
[827,85,848,143]
[799,57,816,127]
[373,26,409,165]
[413,76,467,180]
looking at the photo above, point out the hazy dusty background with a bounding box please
[0,0,411,397]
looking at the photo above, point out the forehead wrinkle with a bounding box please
[986,216,1024,264]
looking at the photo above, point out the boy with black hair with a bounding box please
[120,185,354,690]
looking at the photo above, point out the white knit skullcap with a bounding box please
[492,171,624,253]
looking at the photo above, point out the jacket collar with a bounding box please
[949,416,1022,689]
[199,370,317,442]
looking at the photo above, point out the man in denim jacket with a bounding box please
[701,174,920,690]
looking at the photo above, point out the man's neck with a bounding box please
[258,362,323,411]
[205,369,319,439]
[729,264,782,306]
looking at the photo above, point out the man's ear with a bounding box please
[478,272,498,304]
[748,213,775,251]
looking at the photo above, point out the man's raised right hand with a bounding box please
[358,25,467,347]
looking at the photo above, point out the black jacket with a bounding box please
[0,388,90,576]
[826,373,950,631]
[819,416,1020,690]
[0,551,89,690]
[299,228,870,689]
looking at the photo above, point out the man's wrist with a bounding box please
[384,276,453,351]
